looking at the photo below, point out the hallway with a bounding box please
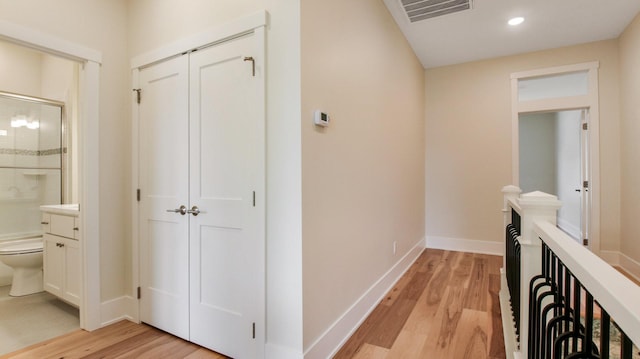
[335,249,505,359]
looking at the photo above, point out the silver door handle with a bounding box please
[167,205,187,215]
[187,206,200,216]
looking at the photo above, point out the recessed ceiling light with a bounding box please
[508,17,525,26]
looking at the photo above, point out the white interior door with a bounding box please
[188,33,264,359]
[137,31,265,357]
[138,55,190,340]
[555,110,582,241]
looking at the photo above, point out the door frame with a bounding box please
[511,61,600,254]
[0,21,103,330]
[130,8,267,339]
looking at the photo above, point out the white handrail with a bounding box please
[506,198,522,216]
[534,220,640,346]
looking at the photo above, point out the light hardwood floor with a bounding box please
[2,249,505,359]
[0,320,228,359]
[334,249,505,359]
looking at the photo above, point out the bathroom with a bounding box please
[0,39,81,354]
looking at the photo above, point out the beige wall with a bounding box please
[127,0,262,56]
[619,13,640,264]
[0,41,42,96]
[127,0,304,354]
[0,0,130,301]
[425,40,621,252]
[301,0,425,350]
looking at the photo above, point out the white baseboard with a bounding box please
[620,252,640,282]
[303,238,425,359]
[426,236,503,256]
[101,296,137,327]
[266,343,303,359]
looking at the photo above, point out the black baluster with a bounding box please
[584,292,594,356]
[600,309,610,359]
[621,332,633,359]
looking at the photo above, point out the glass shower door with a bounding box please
[0,93,63,240]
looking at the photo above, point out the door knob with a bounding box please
[167,205,187,215]
[187,206,200,216]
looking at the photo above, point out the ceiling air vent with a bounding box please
[402,0,473,23]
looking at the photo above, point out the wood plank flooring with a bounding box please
[334,249,506,359]
[0,320,228,359]
[2,249,505,359]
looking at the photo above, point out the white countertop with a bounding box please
[40,204,80,216]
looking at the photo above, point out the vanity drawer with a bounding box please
[49,214,76,239]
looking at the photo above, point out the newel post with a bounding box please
[516,191,562,357]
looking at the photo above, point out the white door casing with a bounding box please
[0,20,102,331]
[511,61,600,253]
[138,55,190,340]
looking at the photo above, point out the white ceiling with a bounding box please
[382,0,640,69]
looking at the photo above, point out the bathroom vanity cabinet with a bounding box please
[41,206,81,307]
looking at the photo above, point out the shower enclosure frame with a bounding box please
[0,90,66,205]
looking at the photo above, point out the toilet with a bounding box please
[0,237,44,296]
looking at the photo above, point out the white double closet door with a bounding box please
[137,32,264,359]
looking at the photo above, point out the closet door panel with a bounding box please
[138,55,190,340]
[189,33,264,359]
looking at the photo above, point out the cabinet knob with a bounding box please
[41,221,49,225]
[73,227,79,231]
[56,242,65,247]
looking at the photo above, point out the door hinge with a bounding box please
[137,286,141,299]
[583,181,589,189]
[243,57,255,77]
[583,238,589,246]
[133,89,142,104]
[137,189,141,202]
[582,123,588,130]
[252,322,256,339]
[253,191,256,207]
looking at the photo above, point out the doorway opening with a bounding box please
[519,109,589,244]
[0,21,103,334]
[511,61,600,253]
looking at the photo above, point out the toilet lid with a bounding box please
[0,240,43,255]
